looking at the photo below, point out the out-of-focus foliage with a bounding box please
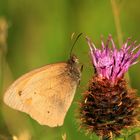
[0,0,140,140]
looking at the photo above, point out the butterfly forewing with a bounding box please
[4,62,79,127]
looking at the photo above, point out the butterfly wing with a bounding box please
[4,62,79,127]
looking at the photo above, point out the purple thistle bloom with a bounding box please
[86,35,140,83]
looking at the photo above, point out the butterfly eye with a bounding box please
[72,55,79,63]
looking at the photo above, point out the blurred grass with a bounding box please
[0,0,140,140]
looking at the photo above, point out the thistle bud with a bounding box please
[79,35,140,139]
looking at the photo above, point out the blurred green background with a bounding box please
[0,0,140,140]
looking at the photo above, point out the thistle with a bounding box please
[79,35,140,139]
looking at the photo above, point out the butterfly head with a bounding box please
[67,55,82,83]
[69,55,79,65]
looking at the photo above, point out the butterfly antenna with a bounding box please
[70,33,83,57]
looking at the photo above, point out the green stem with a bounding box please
[110,0,130,83]
[0,18,8,95]
[111,0,123,47]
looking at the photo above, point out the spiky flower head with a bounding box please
[79,35,140,139]
[87,35,140,83]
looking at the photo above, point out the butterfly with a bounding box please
[3,55,81,127]
[4,33,82,127]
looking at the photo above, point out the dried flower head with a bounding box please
[79,35,140,139]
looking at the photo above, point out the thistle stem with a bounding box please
[110,0,130,83]
[100,136,112,140]
[99,132,113,140]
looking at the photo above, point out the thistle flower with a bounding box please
[79,35,140,139]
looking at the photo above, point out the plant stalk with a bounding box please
[0,18,8,95]
[110,0,130,83]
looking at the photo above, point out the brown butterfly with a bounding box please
[3,34,82,127]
